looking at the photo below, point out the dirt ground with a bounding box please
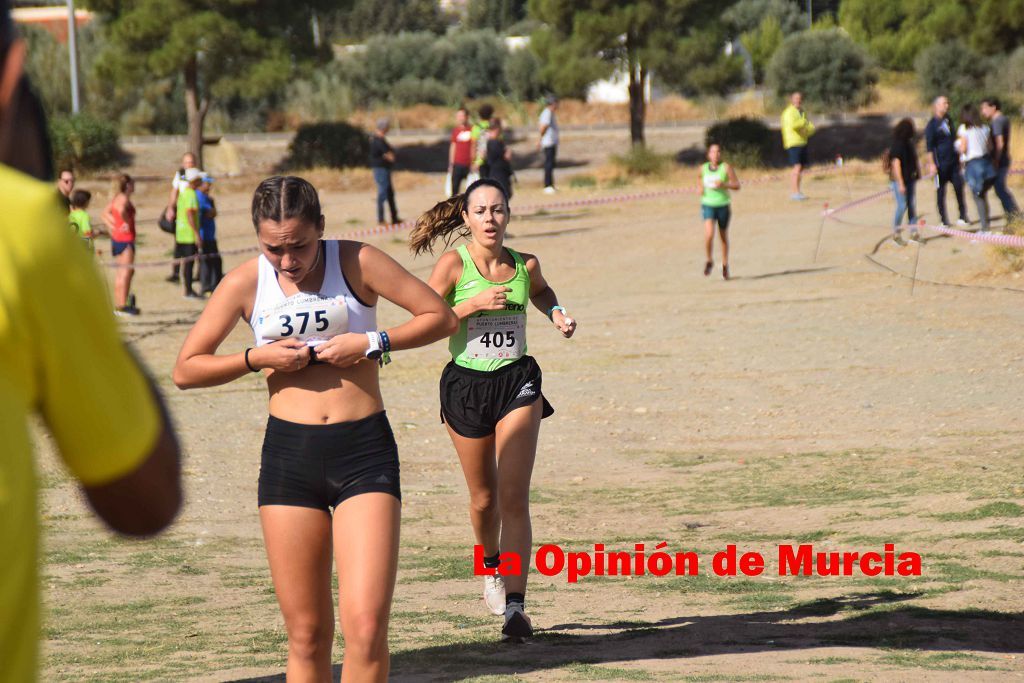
[36,130,1024,682]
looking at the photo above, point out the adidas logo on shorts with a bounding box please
[516,381,536,399]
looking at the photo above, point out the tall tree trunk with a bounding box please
[627,34,645,147]
[183,54,209,168]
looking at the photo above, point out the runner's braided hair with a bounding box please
[251,175,321,231]
[409,177,508,256]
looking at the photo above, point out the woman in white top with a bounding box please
[173,176,457,682]
[957,105,995,231]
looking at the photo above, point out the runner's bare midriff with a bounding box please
[265,361,384,424]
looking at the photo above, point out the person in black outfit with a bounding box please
[924,95,969,227]
[484,118,513,200]
[369,118,400,226]
[887,117,921,245]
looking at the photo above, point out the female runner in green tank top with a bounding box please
[410,178,577,641]
[700,143,741,279]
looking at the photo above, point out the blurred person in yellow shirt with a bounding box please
[0,6,182,681]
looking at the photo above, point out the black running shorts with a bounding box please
[258,411,401,509]
[440,355,554,439]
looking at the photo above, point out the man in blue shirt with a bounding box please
[924,95,969,227]
[196,174,222,295]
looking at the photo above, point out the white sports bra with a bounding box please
[249,240,376,347]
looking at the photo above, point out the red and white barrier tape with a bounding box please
[98,170,788,270]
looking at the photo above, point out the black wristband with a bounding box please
[244,347,258,372]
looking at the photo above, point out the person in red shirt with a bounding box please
[449,107,474,196]
[101,173,140,315]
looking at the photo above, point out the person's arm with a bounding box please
[310,244,458,367]
[448,137,456,169]
[207,197,217,219]
[173,261,313,388]
[925,122,940,173]
[99,195,123,235]
[31,198,181,536]
[188,206,202,249]
[726,164,741,190]
[892,158,905,192]
[427,250,510,320]
[82,377,181,536]
[993,127,1005,167]
[166,182,179,221]
[524,253,576,338]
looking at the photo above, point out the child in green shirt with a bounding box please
[68,189,95,250]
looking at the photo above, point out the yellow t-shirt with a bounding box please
[0,165,160,682]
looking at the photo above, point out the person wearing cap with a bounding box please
[0,5,182,680]
[538,95,559,193]
[197,173,222,295]
[369,118,400,227]
[175,166,204,299]
[165,151,198,283]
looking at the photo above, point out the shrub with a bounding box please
[390,77,453,107]
[610,145,670,177]
[705,117,773,168]
[914,40,992,106]
[568,174,597,188]
[283,65,356,125]
[49,113,121,171]
[287,122,370,169]
[505,48,544,101]
[766,28,877,110]
[445,30,508,98]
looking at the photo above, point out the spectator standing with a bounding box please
[981,97,1019,220]
[485,117,514,200]
[471,104,495,178]
[781,91,815,200]
[957,105,996,232]
[165,152,197,283]
[370,118,400,227]
[925,95,970,227]
[0,8,182,680]
[197,173,222,295]
[102,174,140,315]
[449,106,474,196]
[56,168,74,208]
[886,118,922,245]
[538,95,559,193]
[175,167,204,298]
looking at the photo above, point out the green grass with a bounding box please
[934,501,1024,521]
[876,651,1004,671]
[565,661,655,680]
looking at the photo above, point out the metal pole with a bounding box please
[66,0,80,114]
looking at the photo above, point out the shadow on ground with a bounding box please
[676,116,896,167]
[226,592,1023,682]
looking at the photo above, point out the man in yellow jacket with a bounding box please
[781,91,815,200]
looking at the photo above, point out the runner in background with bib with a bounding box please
[410,177,577,642]
[700,143,741,280]
[173,175,456,682]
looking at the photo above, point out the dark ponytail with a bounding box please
[409,178,508,256]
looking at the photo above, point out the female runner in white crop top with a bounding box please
[173,176,457,682]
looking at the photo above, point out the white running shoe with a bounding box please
[543,186,557,194]
[956,218,969,227]
[483,574,506,616]
[501,602,533,642]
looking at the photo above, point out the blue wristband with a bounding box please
[379,329,391,353]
